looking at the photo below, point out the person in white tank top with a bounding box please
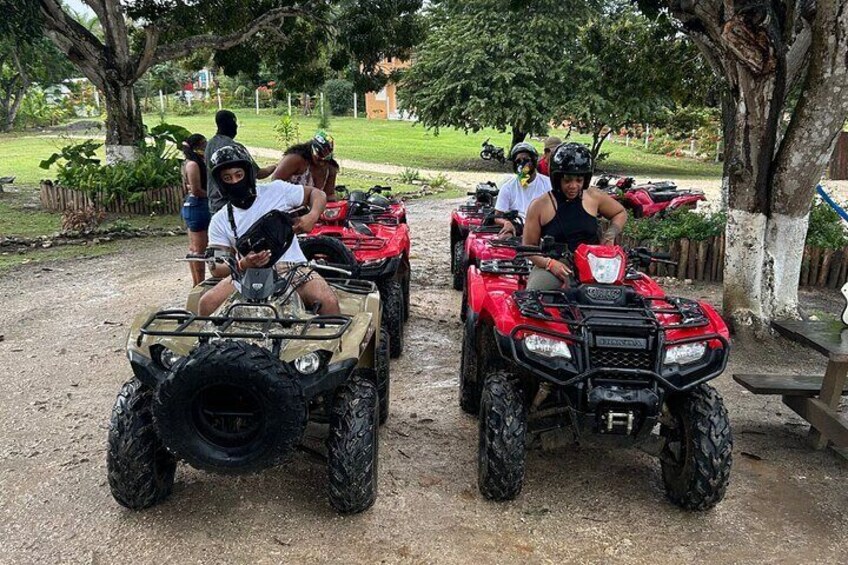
[271,131,340,200]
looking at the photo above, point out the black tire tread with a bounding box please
[377,328,391,425]
[379,280,404,358]
[661,384,733,511]
[478,371,526,501]
[452,240,465,291]
[107,379,177,510]
[327,375,379,514]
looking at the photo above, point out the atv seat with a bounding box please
[649,190,681,202]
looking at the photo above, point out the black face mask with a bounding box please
[215,111,238,138]
[223,176,256,209]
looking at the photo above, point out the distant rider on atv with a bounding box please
[272,131,340,201]
[522,142,627,290]
[494,141,552,238]
[198,145,340,316]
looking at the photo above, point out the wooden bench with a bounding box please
[732,320,848,451]
[733,374,848,396]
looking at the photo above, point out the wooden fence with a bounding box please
[621,234,848,289]
[829,131,848,181]
[39,182,184,215]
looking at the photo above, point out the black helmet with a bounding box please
[550,142,594,190]
[209,144,255,185]
[509,141,539,164]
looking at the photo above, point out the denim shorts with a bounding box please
[181,196,211,231]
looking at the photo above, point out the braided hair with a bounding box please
[181,133,207,190]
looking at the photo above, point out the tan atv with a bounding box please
[106,213,389,515]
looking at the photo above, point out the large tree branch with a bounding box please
[785,20,812,88]
[146,6,310,72]
[134,26,161,80]
[38,0,106,87]
[100,0,132,73]
[80,0,106,24]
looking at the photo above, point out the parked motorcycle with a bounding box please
[480,138,506,164]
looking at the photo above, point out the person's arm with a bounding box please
[185,161,206,198]
[523,198,571,280]
[256,162,276,180]
[324,165,338,202]
[493,184,515,235]
[595,190,627,245]
[207,245,272,277]
[271,154,306,181]
[292,185,327,234]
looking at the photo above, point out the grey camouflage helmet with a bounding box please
[509,141,539,162]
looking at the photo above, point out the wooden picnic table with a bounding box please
[733,319,848,450]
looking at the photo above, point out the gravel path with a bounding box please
[1,198,847,564]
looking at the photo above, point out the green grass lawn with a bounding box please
[144,111,723,179]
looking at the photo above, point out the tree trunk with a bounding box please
[510,126,527,153]
[102,79,144,162]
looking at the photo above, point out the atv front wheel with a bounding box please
[459,328,481,415]
[377,328,391,425]
[477,372,526,501]
[452,240,465,291]
[327,375,379,514]
[107,379,177,510]
[379,280,404,358]
[660,384,732,511]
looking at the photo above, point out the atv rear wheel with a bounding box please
[107,379,177,510]
[300,235,358,274]
[377,328,391,425]
[153,340,307,474]
[402,272,411,322]
[452,240,465,291]
[477,372,526,501]
[327,375,379,514]
[459,328,481,415]
[379,280,404,358]
[660,384,732,511]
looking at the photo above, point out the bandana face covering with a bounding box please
[515,158,535,187]
[223,175,256,209]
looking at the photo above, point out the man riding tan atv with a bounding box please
[106,147,389,514]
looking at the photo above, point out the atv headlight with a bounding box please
[524,333,572,359]
[664,342,707,366]
[362,258,387,268]
[294,352,322,375]
[587,253,623,284]
[152,345,182,370]
[323,207,342,220]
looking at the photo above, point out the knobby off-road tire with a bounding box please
[300,235,358,274]
[379,279,404,358]
[402,271,411,322]
[153,340,307,474]
[107,379,177,510]
[452,240,465,291]
[377,328,391,425]
[327,375,379,514]
[459,327,481,415]
[660,384,732,511]
[478,372,527,501]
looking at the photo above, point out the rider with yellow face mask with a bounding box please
[493,141,552,238]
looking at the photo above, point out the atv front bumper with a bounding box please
[129,350,358,400]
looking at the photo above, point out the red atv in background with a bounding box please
[302,185,411,358]
[596,174,705,218]
[453,209,523,291]
[450,182,499,286]
[461,237,732,510]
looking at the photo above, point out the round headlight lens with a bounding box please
[156,347,182,370]
[294,352,322,375]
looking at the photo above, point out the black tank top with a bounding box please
[540,190,599,252]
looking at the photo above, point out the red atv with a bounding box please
[461,238,732,510]
[302,185,411,358]
[453,209,523,291]
[450,182,499,285]
[596,174,705,218]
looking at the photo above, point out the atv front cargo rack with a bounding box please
[479,258,531,276]
[140,306,351,342]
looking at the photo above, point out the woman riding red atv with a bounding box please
[523,142,627,289]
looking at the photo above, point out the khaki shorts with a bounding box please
[527,267,571,290]
[275,262,317,286]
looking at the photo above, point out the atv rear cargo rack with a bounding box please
[140,306,351,342]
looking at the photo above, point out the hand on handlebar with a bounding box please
[238,250,272,271]
[546,258,572,281]
[498,220,516,238]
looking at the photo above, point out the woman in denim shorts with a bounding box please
[180,134,212,285]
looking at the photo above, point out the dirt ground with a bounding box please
[1,197,848,565]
